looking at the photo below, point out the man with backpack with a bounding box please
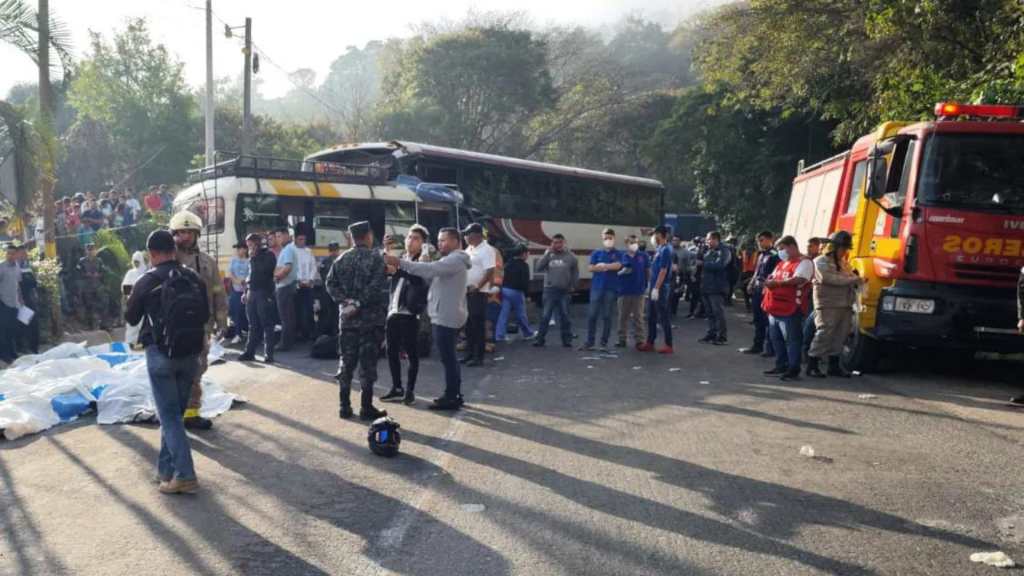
[170,210,228,431]
[125,230,209,495]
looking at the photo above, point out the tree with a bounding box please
[379,25,555,154]
[68,18,196,187]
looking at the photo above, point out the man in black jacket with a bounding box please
[381,225,430,405]
[495,245,534,342]
[124,230,208,495]
[238,233,278,363]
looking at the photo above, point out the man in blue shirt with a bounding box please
[638,225,674,353]
[581,228,622,352]
[616,234,648,348]
[274,227,299,351]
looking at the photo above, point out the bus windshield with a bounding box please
[919,133,1024,212]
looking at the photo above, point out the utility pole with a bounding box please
[241,17,252,156]
[204,0,215,166]
[37,0,56,259]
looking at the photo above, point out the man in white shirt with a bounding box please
[293,225,318,342]
[462,223,496,367]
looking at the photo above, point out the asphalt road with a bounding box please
[2,304,1023,576]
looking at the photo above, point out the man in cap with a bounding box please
[125,230,207,495]
[76,242,107,330]
[170,210,228,430]
[0,241,23,364]
[239,233,278,363]
[317,242,342,337]
[326,220,389,420]
[461,222,496,366]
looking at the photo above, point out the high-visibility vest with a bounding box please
[762,257,811,317]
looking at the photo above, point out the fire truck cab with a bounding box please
[788,102,1024,371]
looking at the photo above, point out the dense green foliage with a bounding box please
[6,4,1024,237]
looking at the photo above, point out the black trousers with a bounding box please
[465,291,488,361]
[386,313,420,391]
[0,303,18,363]
[295,285,315,341]
[245,289,278,358]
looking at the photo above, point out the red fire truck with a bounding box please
[784,102,1024,370]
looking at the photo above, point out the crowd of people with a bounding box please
[53,184,176,243]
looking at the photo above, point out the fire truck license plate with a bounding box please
[894,297,935,314]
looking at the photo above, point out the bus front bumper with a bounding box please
[873,281,1023,352]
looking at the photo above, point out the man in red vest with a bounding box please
[761,236,813,381]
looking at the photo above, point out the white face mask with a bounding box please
[628,243,639,253]
[603,239,615,249]
[650,235,658,246]
[778,250,790,262]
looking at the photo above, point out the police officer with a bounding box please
[170,210,228,430]
[238,233,278,363]
[807,231,863,378]
[76,243,107,330]
[326,221,389,420]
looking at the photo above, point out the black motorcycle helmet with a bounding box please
[368,416,401,457]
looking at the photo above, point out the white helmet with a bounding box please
[169,210,203,232]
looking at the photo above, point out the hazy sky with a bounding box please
[1,0,716,100]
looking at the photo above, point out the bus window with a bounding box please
[386,202,417,229]
[236,194,284,240]
[541,176,561,215]
[314,198,351,247]
[636,188,660,225]
[188,197,225,233]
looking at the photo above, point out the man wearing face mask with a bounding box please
[761,236,813,381]
[638,225,674,353]
[616,234,648,348]
[581,228,623,352]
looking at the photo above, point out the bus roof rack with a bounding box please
[187,153,391,186]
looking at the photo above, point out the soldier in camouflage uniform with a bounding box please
[326,221,389,420]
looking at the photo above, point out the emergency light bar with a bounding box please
[934,102,1023,119]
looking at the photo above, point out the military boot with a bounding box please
[805,357,826,378]
[827,356,851,378]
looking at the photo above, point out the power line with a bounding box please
[181,0,345,122]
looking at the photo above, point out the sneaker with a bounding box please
[237,353,256,362]
[636,342,654,352]
[339,405,354,419]
[711,339,727,346]
[429,397,462,411]
[739,347,763,355]
[359,405,388,421]
[183,415,213,431]
[403,391,416,405]
[656,346,674,355]
[698,335,716,344]
[380,388,405,402]
[532,340,546,348]
[780,371,802,382]
[763,367,787,376]
[158,478,199,495]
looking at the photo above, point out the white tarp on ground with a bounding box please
[0,341,241,441]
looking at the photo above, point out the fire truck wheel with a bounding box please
[842,328,880,374]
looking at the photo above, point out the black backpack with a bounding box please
[150,266,209,358]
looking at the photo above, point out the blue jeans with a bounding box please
[228,289,248,337]
[802,310,817,357]
[536,287,572,346]
[496,288,534,341]
[586,289,618,346]
[146,346,200,481]
[769,313,804,373]
[433,325,461,400]
[646,289,672,346]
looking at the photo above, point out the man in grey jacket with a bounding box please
[532,233,579,348]
[386,227,471,411]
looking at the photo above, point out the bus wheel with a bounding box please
[842,328,880,374]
